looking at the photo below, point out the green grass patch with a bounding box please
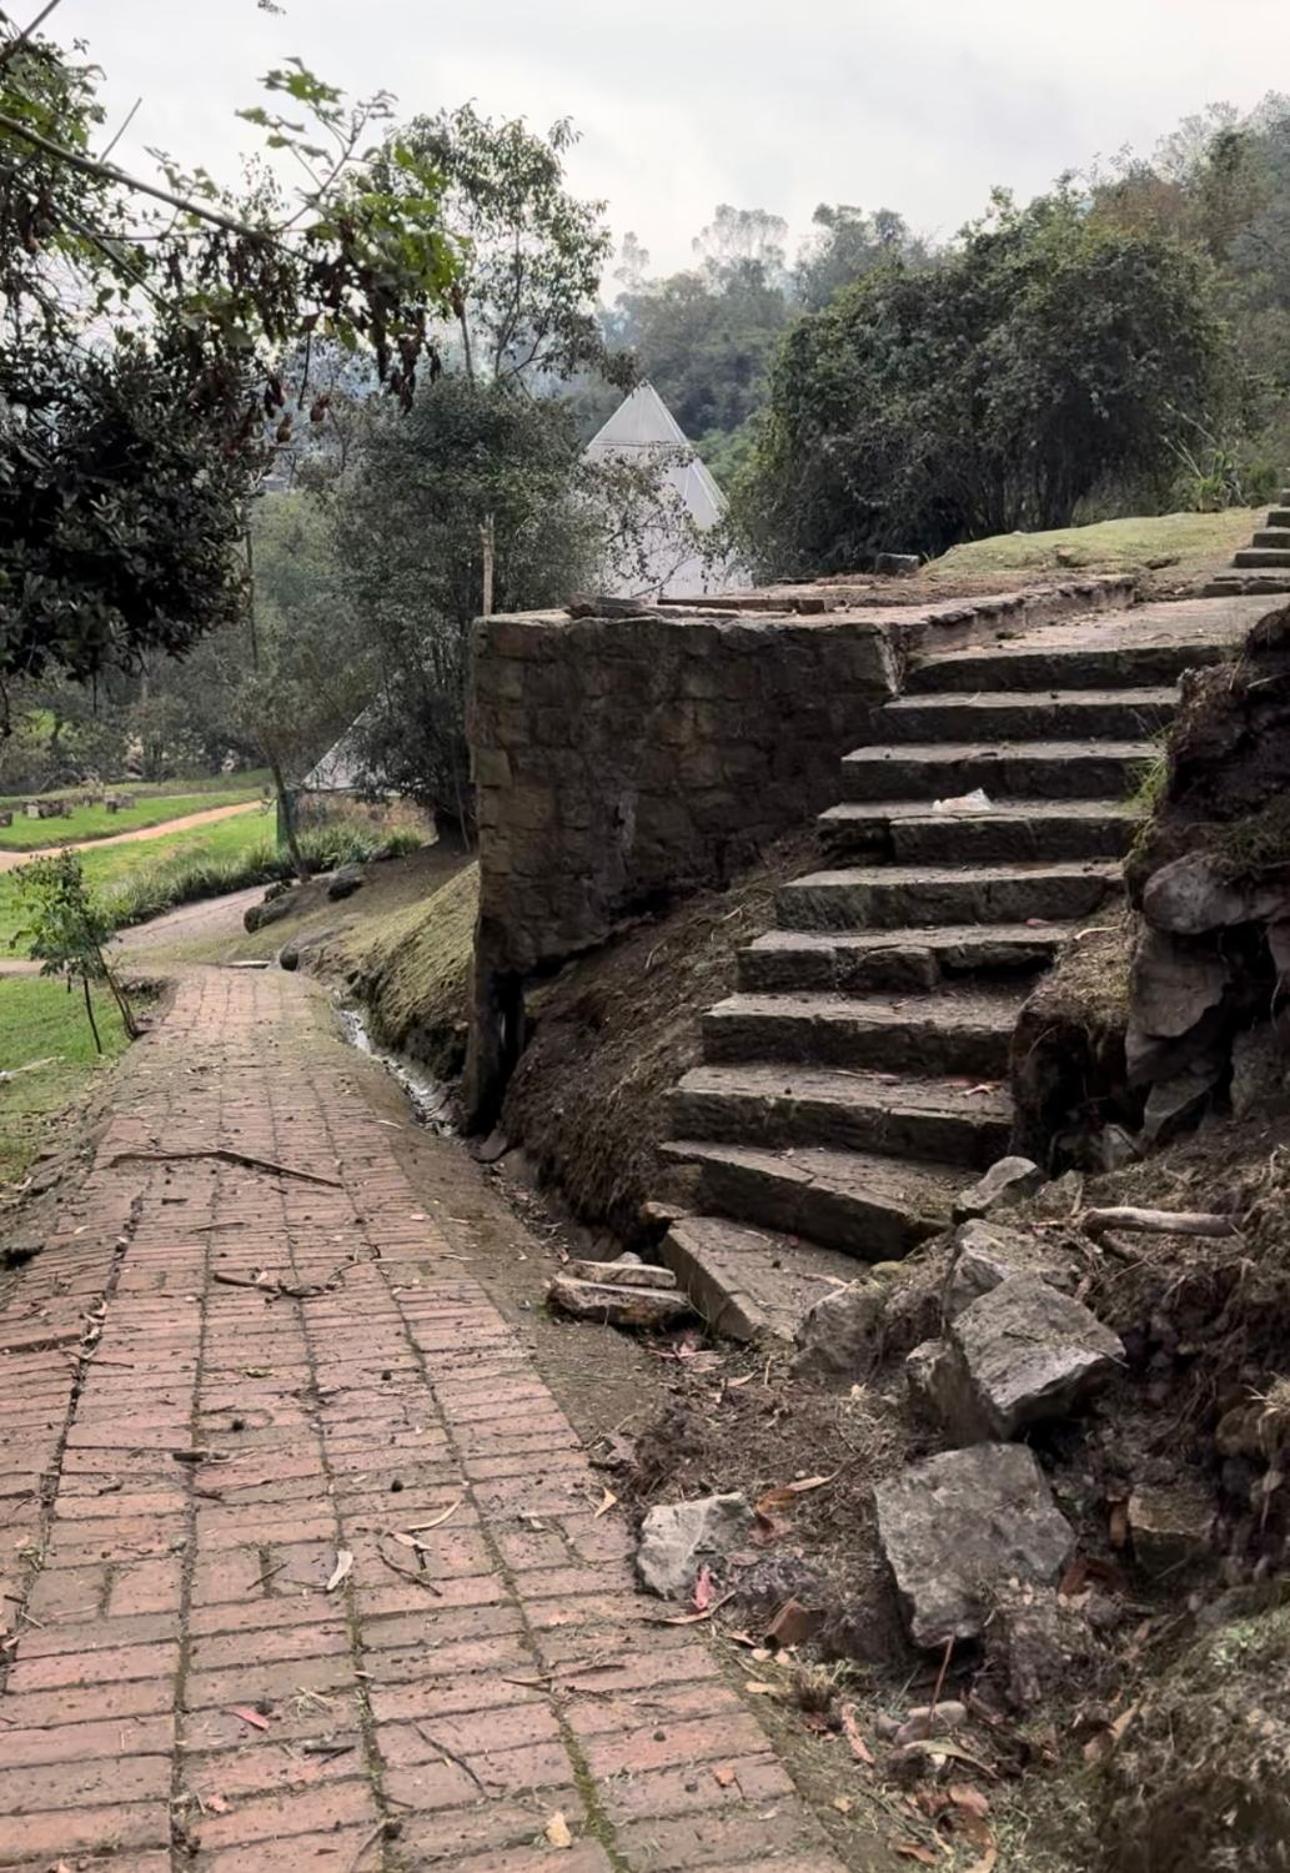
[924,506,1262,584]
[0,976,132,1186]
[2,814,423,956]
[0,788,264,852]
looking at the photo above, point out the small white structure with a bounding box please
[583,383,732,600]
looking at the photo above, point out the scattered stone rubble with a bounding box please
[635,1492,755,1599]
[546,1251,692,1329]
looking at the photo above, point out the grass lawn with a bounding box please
[920,507,1262,589]
[0,976,133,1186]
[1,808,277,953]
[0,785,264,851]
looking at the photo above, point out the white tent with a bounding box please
[583,383,733,600]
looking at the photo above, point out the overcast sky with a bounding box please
[51,0,1290,278]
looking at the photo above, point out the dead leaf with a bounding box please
[405,1497,462,1532]
[325,1549,353,1593]
[833,1795,853,1815]
[754,1473,835,1515]
[949,1784,990,1819]
[897,1738,996,1778]
[840,1701,875,1765]
[654,1589,736,1627]
[712,1764,737,1788]
[205,1793,231,1814]
[966,1842,998,1873]
[692,1563,715,1613]
[545,1810,573,1849]
[1083,1701,1140,1764]
[229,1705,271,1732]
[593,1487,617,1519]
[1109,1502,1129,1549]
[744,1679,776,1696]
[894,1845,939,1866]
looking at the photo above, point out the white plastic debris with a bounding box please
[932,788,994,813]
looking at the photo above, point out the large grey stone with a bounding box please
[327,863,366,901]
[941,1274,1123,1442]
[874,1444,1076,1647]
[1144,852,1289,936]
[1142,1057,1224,1144]
[1129,926,1228,1040]
[635,1493,756,1600]
[790,1280,886,1384]
[945,1219,1081,1319]
[952,1156,1043,1223]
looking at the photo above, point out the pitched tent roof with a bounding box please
[583,382,733,599]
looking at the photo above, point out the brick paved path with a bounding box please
[0,970,848,1871]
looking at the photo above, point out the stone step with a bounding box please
[662,1139,956,1260]
[1204,573,1290,598]
[738,923,1067,994]
[660,1212,871,1343]
[1267,509,1290,528]
[871,688,1176,746]
[1234,547,1290,568]
[839,741,1156,803]
[777,859,1121,931]
[818,798,1137,864]
[1252,528,1290,549]
[701,989,1021,1077]
[673,1062,1011,1169]
[903,599,1249,695]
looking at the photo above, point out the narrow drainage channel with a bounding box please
[335,1003,456,1133]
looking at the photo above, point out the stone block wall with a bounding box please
[463,581,1133,1124]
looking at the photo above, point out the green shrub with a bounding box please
[101,824,423,928]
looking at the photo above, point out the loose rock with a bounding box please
[546,1276,691,1330]
[790,1280,886,1385]
[874,1443,1076,1646]
[327,863,365,901]
[1144,852,1288,936]
[1128,1483,1215,1578]
[636,1493,755,1599]
[952,1156,1043,1223]
[945,1218,1082,1319]
[564,1259,677,1290]
[939,1273,1124,1442]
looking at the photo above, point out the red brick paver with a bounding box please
[0,970,848,1870]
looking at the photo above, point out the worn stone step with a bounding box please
[903,597,1254,695]
[839,742,1156,803]
[662,1140,956,1260]
[1204,573,1290,598]
[701,989,1021,1077]
[738,924,1067,994]
[777,859,1121,931]
[1234,547,1290,568]
[1267,509,1290,528]
[1252,528,1290,549]
[871,688,1176,746]
[673,1062,1011,1168]
[818,799,1137,864]
[660,1213,870,1343]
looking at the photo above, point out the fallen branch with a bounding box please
[212,1264,350,1301]
[1081,1206,1238,1242]
[376,1544,443,1596]
[109,1147,342,1188]
[415,1722,488,1794]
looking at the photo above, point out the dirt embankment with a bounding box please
[497,831,817,1241]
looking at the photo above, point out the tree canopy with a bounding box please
[738,189,1240,574]
[0,10,459,707]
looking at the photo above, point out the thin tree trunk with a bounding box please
[267,746,310,882]
[480,513,495,618]
[81,974,103,1055]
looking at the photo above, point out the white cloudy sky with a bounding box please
[50,0,1290,276]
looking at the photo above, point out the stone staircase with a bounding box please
[1206,486,1290,597]
[655,596,1266,1343]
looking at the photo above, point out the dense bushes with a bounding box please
[738,191,1242,575]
